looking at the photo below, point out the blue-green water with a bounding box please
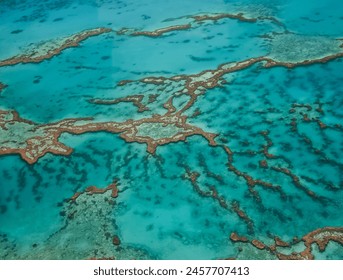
[0,0,342,259]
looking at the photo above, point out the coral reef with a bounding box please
[265,33,343,65]
[89,95,150,112]
[0,108,217,163]
[0,180,151,260]
[1,1,342,261]
[0,27,112,67]
[117,24,192,37]
[117,11,286,38]
[230,227,343,260]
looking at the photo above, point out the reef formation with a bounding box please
[0,27,112,67]
[0,1,342,260]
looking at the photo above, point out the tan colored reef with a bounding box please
[116,12,285,37]
[190,12,257,23]
[0,27,112,67]
[71,179,119,201]
[89,94,150,112]
[119,24,193,37]
[230,227,343,260]
[0,107,217,164]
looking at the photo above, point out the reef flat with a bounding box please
[0,0,342,260]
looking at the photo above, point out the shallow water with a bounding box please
[0,0,342,259]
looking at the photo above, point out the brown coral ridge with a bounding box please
[183,167,254,233]
[230,232,248,243]
[116,24,192,37]
[231,201,255,234]
[0,107,217,164]
[274,236,290,247]
[183,168,229,209]
[89,94,150,112]
[263,52,343,69]
[70,180,119,202]
[191,13,286,28]
[277,227,343,260]
[260,130,277,159]
[191,13,257,23]
[251,239,266,250]
[162,12,261,24]
[132,24,192,37]
[0,27,112,67]
[117,12,284,38]
[230,231,267,251]
[230,227,343,260]
[270,166,321,201]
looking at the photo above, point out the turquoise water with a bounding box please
[0,0,342,259]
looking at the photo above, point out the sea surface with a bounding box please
[0,0,342,259]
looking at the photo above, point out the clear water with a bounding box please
[0,0,342,259]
